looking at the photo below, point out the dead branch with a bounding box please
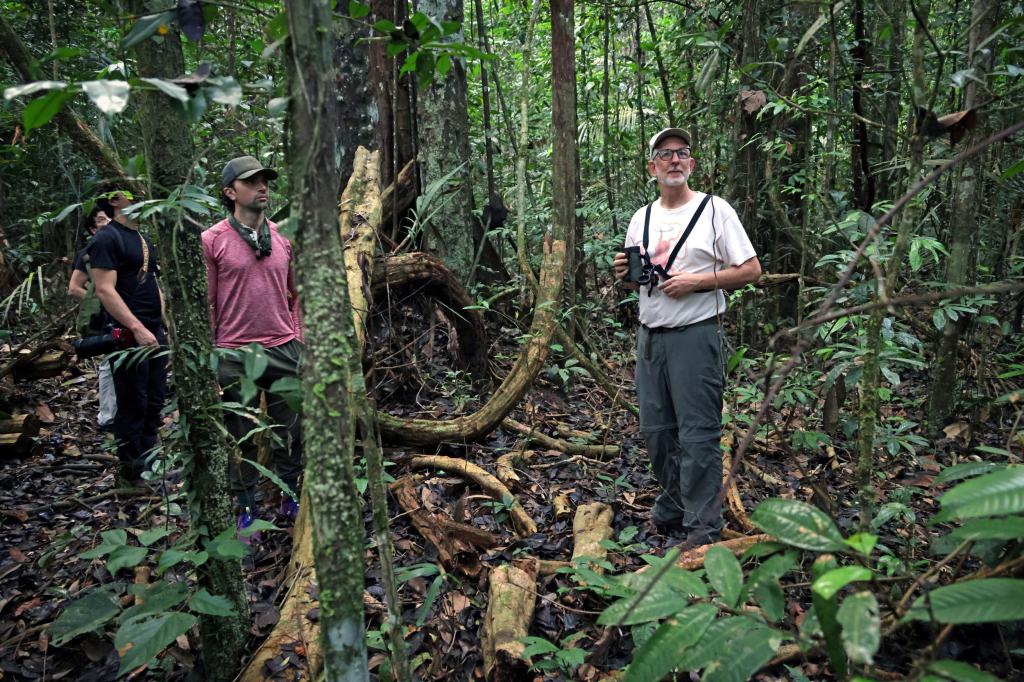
[502,417,619,459]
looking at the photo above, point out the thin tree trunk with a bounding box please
[644,3,676,126]
[285,0,369,678]
[129,5,248,678]
[516,0,543,305]
[927,0,998,433]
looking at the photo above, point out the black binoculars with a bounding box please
[73,326,135,359]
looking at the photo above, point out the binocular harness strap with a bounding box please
[642,193,712,276]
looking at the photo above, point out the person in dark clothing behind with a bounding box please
[88,189,168,483]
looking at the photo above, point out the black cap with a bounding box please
[221,156,279,187]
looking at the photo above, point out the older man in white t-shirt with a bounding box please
[613,127,762,546]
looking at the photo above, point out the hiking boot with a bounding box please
[279,496,299,522]
[236,508,262,545]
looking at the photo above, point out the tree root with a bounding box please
[495,449,537,488]
[409,455,537,537]
[482,558,539,681]
[722,451,757,533]
[502,417,619,459]
[571,503,614,572]
[634,534,773,574]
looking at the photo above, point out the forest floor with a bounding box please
[0,315,1020,681]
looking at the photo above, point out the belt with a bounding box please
[640,317,718,333]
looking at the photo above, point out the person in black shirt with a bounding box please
[88,190,167,482]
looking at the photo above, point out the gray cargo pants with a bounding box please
[635,318,724,542]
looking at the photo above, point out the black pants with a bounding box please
[218,339,304,510]
[111,328,168,478]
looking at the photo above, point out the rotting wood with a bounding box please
[675,534,771,571]
[502,417,619,459]
[722,451,756,533]
[390,475,486,576]
[0,432,35,458]
[12,349,70,382]
[571,503,614,572]
[482,558,538,682]
[495,449,536,488]
[0,414,41,435]
[409,455,537,537]
[552,493,571,518]
[339,146,383,350]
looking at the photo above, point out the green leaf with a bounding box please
[82,80,131,114]
[950,517,1024,541]
[4,80,66,99]
[139,527,172,547]
[121,582,190,623]
[624,604,717,682]
[156,549,207,576]
[121,11,174,49]
[812,566,873,600]
[933,461,1000,487]
[928,659,1001,682]
[437,54,452,77]
[348,0,371,18]
[837,591,879,665]
[751,498,847,551]
[705,545,743,608]
[22,90,73,134]
[373,19,397,33]
[115,612,197,677]
[188,589,237,617]
[139,77,188,102]
[240,457,296,499]
[933,308,947,330]
[753,580,785,622]
[905,578,1024,624]
[598,591,688,626]
[107,545,148,574]
[844,533,878,556]
[204,76,242,106]
[1001,158,1024,181]
[266,11,288,41]
[80,529,129,559]
[520,635,559,660]
[415,574,444,627]
[938,466,1024,521]
[679,616,783,682]
[50,588,121,646]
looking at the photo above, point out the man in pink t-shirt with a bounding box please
[203,156,304,533]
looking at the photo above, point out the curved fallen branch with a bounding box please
[502,417,619,459]
[482,558,539,681]
[634,534,773,574]
[495,449,536,488]
[409,455,537,537]
[572,503,614,572]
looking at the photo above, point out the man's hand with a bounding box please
[613,251,629,280]
[131,325,159,348]
[658,270,706,298]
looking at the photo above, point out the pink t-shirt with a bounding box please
[202,218,303,348]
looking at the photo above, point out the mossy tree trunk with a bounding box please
[285,0,369,678]
[129,6,248,679]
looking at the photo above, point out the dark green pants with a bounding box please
[635,319,724,541]
[218,339,304,510]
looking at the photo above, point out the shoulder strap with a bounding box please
[642,202,654,249]
[663,194,712,273]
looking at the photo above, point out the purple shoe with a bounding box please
[279,496,299,522]
[236,508,262,545]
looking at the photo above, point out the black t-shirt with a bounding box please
[87,221,161,329]
[72,247,87,272]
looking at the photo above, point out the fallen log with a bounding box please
[11,348,70,381]
[390,475,490,576]
[0,432,35,458]
[571,503,614,572]
[552,493,571,519]
[482,558,538,682]
[409,455,537,537]
[502,417,619,459]
[0,414,41,435]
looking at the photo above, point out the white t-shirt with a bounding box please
[624,193,757,328]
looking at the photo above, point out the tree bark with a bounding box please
[285,0,369,678]
[334,10,377,184]
[129,6,248,678]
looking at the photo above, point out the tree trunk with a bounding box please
[416,0,477,281]
[129,5,248,678]
[334,11,377,184]
[285,0,369,678]
[370,0,416,192]
[927,0,997,434]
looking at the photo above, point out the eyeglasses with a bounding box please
[652,148,692,161]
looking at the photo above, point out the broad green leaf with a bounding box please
[139,527,172,546]
[188,589,237,617]
[598,591,688,626]
[82,80,130,114]
[928,659,1001,682]
[121,11,174,49]
[951,517,1024,541]
[812,566,873,600]
[753,580,785,622]
[752,499,846,552]
[156,549,207,576]
[204,76,242,106]
[415,574,445,627]
[679,616,783,681]
[80,529,129,559]
[938,467,1024,521]
[139,77,189,102]
[53,202,82,223]
[1001,158,1024,181]
[22,90,73,134]
[624,604,717,682]
[905,578,1024,624]
[705,545,743,608]
[619,566,709,599]
[240,458,296,499]
[50,588,121,646]
[837,591,879,665]
[121,582,189,622]
[4,80,66,99]
[107,545,148,574]
[115,612,197,677]
[933,461,1000,487]
[519,635,559,659]
[348,0,371,18]
[844,533,878,556]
